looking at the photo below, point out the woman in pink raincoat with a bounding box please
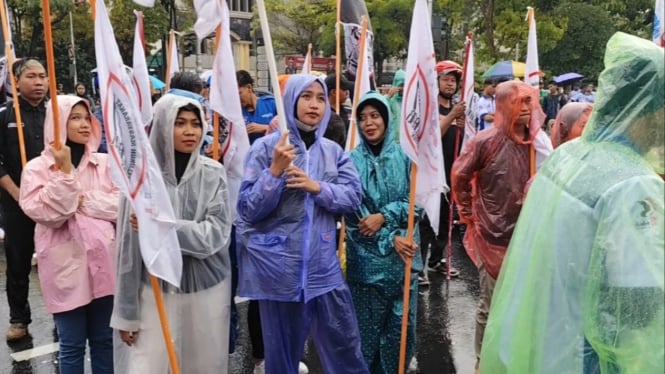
[19,95,119,374]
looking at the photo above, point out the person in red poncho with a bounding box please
[451,80,550,371]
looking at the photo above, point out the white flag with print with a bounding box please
[95,0,182,286]
[524,7,540,87]
[399,0,445,234]
[132,10,153,128]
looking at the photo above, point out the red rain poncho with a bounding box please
[452,80,546,279]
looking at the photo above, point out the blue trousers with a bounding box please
[259,285,369,374]
[53,296,113,374]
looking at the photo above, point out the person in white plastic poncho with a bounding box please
[110,94,233,373]
[480,32,664,374]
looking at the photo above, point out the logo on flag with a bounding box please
[403,68,432,149]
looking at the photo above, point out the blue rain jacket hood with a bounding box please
[236,74,362,302]
[345,92,423,292]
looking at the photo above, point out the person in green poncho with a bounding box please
[479,32,664,374]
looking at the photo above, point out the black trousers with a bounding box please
[4,208,36,325]
[248,299,264,359]
[418,192,451,267]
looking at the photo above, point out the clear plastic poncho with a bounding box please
[111,94,233,373]
[480,32,664,374]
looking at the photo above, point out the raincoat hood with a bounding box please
[355,91,393,152]
[392,69,405,99]
[43,95,102,156]
[150,93,207,184]
[551,102,593,148]
[582,32,664,156]
[282,74,331,142]
[493,80,545,144]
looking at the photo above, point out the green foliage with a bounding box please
[109,0,169,64]
[542,3,616,82]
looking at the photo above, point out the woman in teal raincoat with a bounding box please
[480,32,664,374]
[344,91,422,374]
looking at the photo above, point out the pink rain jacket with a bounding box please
[19,96,119,314]
[452,81,546,280]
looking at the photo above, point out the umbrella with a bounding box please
[150,75,165,90]
[482,61,526,80]
[553,72,584,86]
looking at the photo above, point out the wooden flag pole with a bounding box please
[149,275,180,374]
[0,0,26,166]
[398,164,418,374]
[165,30,174,90]
[89,2,179,372]
[335,0,341,114]
[42,0,61,150]
[212,25,221,162]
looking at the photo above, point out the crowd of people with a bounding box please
[0,30,661,374]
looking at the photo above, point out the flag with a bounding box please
[0,0,15,94]
[165,30,180,85]
[344,17,371,151]
[655,0,665,47]
[461,33,477,147]
[94,0,182,286]
[132,10,153,128]
[133,0,154,7]
[399,0,445,234]
[203,0,249,219]
[193,0,222,39]
[301,44,312,74]
[524,7,541,87]
[339,0,374,80]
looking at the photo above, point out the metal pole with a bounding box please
[195,35,202,74]
[69,11,77,86]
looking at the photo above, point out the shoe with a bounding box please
[429,260,460,277]
[418,275,430,286]
[253,360,265,374]
[298,361,309,374]
[407,356,418,373]
[31,254,37,267]
[6,323,29,342]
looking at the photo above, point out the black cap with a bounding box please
[325,73,354,92]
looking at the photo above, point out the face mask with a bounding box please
[644,146,665,175]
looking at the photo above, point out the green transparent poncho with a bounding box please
[480,32,664,373]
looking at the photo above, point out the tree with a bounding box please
[365,0,413,81]
[542,3,616,81]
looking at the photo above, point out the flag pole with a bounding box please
[335,0,341,113]
[42,0,61,150]
[165,30,174,90]
[0,0,26,166]
[306,43,312,72]
[347,16,368,151]
[398,164,418,374]
[212,25,221,162]
[149,275,181,374]
[256,0,288,139]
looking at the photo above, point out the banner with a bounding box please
[524,7,541,87]
[132,10,153,128]
[339,0,374,78]
[95,0,182,287]
[399,0,446,234]
[461,33,477,147]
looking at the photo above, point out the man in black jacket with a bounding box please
[0,58,48,342]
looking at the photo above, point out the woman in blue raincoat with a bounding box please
[236,74,368,374]
[344,92,422,374]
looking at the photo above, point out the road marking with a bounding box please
[10,342,59,362]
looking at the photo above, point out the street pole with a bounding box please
[195,36,202,74]
[69,11,77,86]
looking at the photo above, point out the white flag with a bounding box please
[132,0,154,7]
[205,0,249,219]
[166,31,180,85]
[345,19,372,151]
[399,0,445,234]
[461,33,477,147]
[94,0,182,286]
[655,0,665,47]
[193,0,222,39]
[132,10,153,128]
[301,44,312,75]
[524,7,540,87]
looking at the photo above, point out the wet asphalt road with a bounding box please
[0,228,479,374]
